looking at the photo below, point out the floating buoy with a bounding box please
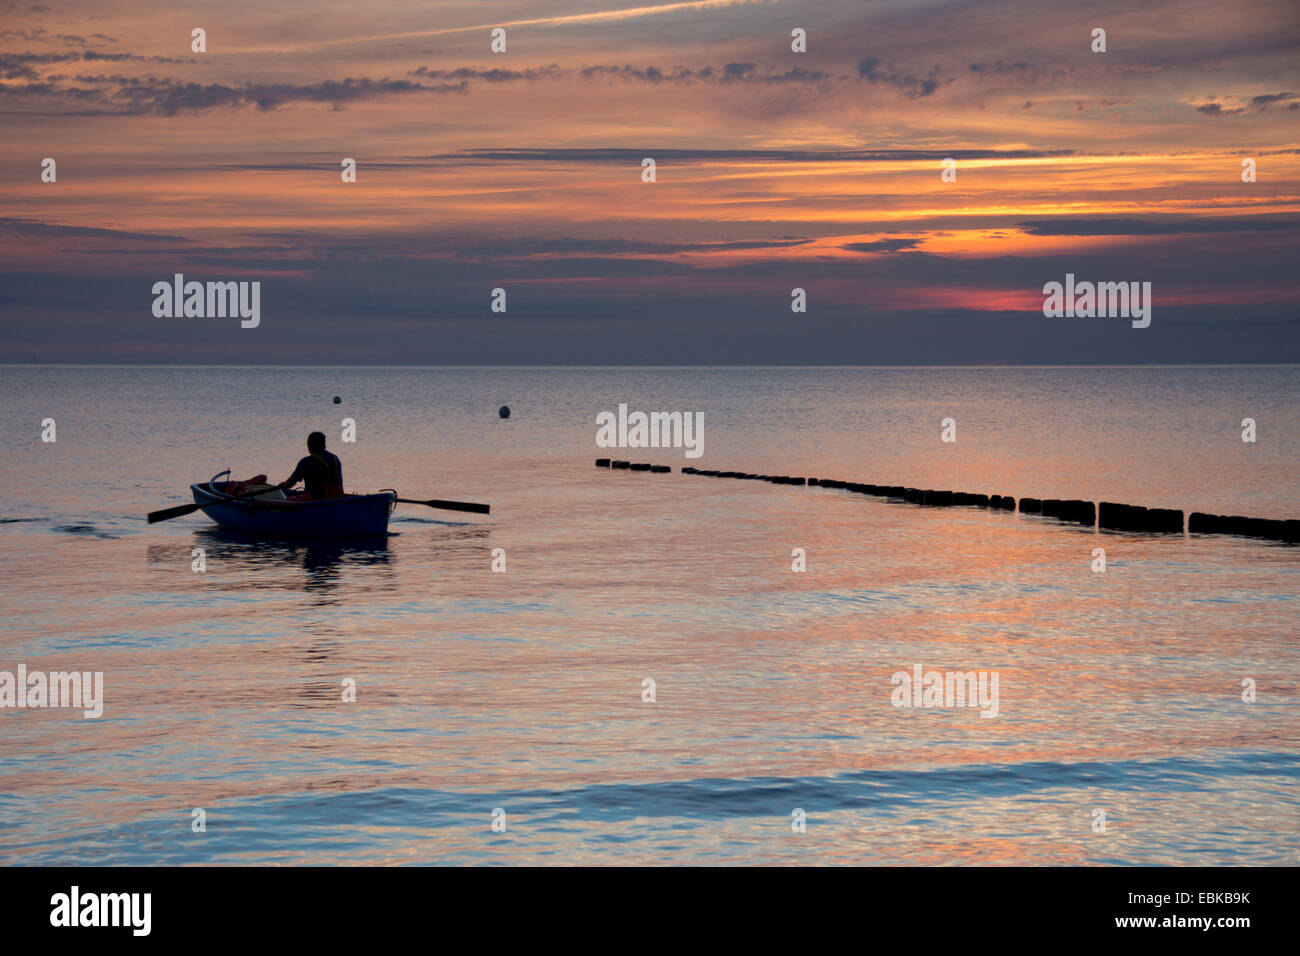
[499,406,511,419]
[333,396,341,404]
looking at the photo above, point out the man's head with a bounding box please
[307,431,326,454]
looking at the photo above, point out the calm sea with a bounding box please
[0,366,1297,865]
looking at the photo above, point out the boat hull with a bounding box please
[190,482,395,538]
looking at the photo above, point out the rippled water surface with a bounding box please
[0,366,1297,864]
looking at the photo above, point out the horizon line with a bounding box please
[3,363,1299,371]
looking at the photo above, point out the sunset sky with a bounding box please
[1,0,1297,364]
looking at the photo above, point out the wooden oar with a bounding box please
[395,497,490,515]
[147,483,282,524]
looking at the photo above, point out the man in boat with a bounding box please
[278,432,345,500]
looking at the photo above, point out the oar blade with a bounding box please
[428,499,491,515]
[396,497,491,515]
[147,501,202,523]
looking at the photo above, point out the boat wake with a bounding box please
[54,523,120,539]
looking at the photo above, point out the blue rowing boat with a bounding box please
[190,471,396,538]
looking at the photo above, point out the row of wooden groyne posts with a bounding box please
[594,458,1299,543]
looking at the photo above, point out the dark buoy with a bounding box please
[333,396,341,404]
[499,405,511,419]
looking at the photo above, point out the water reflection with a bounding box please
[8,366,1298,865]
[143,529,397,600]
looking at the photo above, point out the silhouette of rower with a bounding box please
[279,431,344,500]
